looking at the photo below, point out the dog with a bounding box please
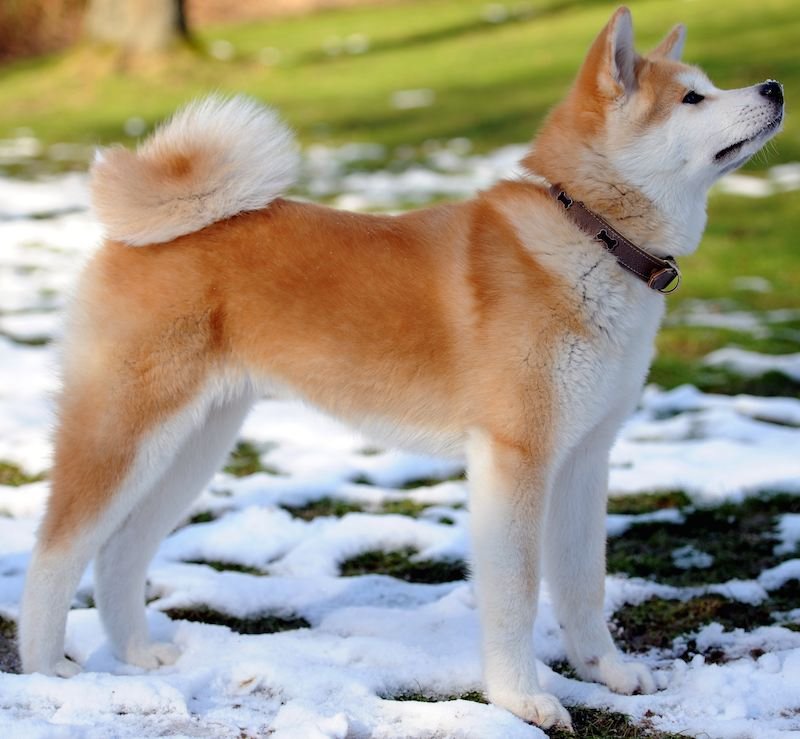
[20,6,783,730]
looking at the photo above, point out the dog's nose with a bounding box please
[759,80,784,105]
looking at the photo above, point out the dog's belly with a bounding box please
[256,374,466,459]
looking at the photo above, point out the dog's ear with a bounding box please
[649,23,686,61]
[578,7,638,100]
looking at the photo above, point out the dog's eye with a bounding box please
[682,91,705,105]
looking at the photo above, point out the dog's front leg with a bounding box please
[544,426,657,695]
[466,430,572,731]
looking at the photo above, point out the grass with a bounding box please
[282,497,364,520]
[0,616,19,674]
[389,690,487,703]
[607,494,800,587]
[0,0,797,158]
[389,690,685,737]
[612,594,773,654]
[183,559,267,576]
[607,491,691,516]
[548,706,687,739]
[612,581,800,658]
[223,441,281,477]
[648,189,800,393]
[0,461,45,487]
[340,546,468,583]
[164,606,310,634]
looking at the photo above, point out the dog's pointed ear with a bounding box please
[577,7,638,100]
[650,23,686,61]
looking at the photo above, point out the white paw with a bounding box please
[582,654,656,695]
[490,689,573,730]
[53,657,82,678]
[124,641,181,670]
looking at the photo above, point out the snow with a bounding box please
[776,514,800,556]
[1,159,800,737]
[705,347,800,382]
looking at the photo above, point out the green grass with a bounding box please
[607,494,800,587]
[549,706,687,739]
[389,690,487,703]
[282,497,364,520]
[183,559,267,576]
[0,461,46,487]
[649,189,800,393]
[389,690,684,737]
[164,606,310,634]
[0,0,797,158]
[0,616,19,674]
[223,441,281,477]
[607,491,691,516]
[340,546,468,583]
[612,581,800,658]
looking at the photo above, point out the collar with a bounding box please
[548,184,681,294]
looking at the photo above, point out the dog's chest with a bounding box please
[552,262,665,431]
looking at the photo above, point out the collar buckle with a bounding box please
[648,258,681,293]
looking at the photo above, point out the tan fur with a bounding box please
[39,7,701,548]
[44,182,584,549]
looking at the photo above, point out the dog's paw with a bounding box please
[125,641,181,670]
[582,654,656,695]
[53,657,82,678]
[489,689,573,731]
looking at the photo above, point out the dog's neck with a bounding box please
[521,154,708,260]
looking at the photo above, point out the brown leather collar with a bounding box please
[549,184,681,294]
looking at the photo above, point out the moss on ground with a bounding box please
[164,606,309,634]
[607,495,800,587]
[340,547,468,584]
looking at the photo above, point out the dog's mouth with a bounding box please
[714,112,784,163]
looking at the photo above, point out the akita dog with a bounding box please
[20,6,783,730]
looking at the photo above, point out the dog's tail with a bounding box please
[90,95,299,246]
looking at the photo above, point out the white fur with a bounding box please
[20,375,255,675]
[612,74,783,257]
[91,95,299,246]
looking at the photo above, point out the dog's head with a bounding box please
[525,7,784,253]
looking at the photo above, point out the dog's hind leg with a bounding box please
[543,423,657,695]
[19,396,194,676]
[93,387,254,668]
[19,310,244,677]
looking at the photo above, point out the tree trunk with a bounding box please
[86,0,188,52]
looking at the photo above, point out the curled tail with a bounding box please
[90,95,299,246]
